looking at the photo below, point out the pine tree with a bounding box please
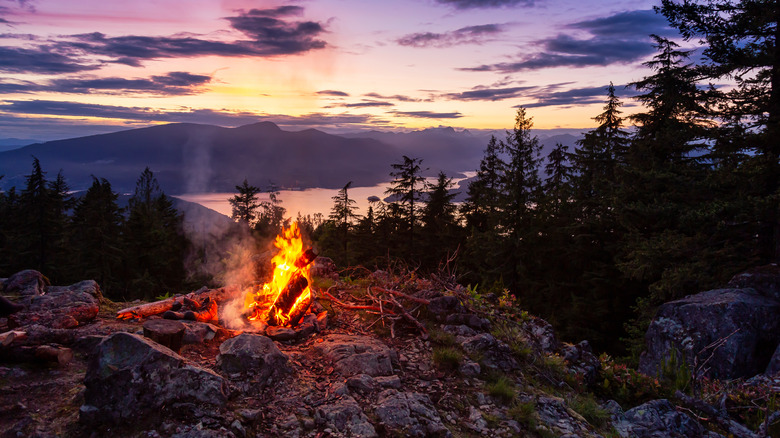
[420,172,460,268]
[329,181,359,264]
[461,135,505,232]
[256,183,287,237]
[70,177,124,296]
[229,179,261,225]
[385,156,427,259]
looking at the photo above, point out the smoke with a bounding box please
[182,130,215,194]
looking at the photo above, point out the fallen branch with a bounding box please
[320,289,393,314]
[372,287,431,305]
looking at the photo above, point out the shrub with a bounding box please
[432,347,462,371]
[569,394,610,428]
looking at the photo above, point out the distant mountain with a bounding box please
[0,138,40,152]
[0,122,402,194]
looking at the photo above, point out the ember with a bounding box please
[244,223,317,327]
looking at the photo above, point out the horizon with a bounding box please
[0,0,679,140]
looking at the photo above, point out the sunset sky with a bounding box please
[0,0,680,141]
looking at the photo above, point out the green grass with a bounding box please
[432,346,463,372]
[486,375,516,404]
[569,394,610,427]
[508,400,536,428]
[428,326,456,347]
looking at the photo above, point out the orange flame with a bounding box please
[244,222,312,326]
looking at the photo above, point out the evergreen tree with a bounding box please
[420,172,460,268]
[659,0,780,260]
[229,179,261,225]
[256,183,287,237]
[70,177,124,296]
[461,135,505,232]
[329,181,359,264]
[385,156,427,259]
[124,167,187,299]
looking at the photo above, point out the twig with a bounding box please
[372,286,431,305]
[320,289,395,315]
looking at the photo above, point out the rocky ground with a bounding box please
[1,267,779,438]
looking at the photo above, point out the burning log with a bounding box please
[266,273,308,326]
[116,286,235,320]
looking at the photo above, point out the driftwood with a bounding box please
[0,344,73,366]
[0,330,27,346]
[116,286,236,320]
[143,319,185,352]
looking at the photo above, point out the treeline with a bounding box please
[0,161,189,300]
[304,1,779,357]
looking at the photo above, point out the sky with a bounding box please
[0,0,680,141]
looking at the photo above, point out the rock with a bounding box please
[231,419,246,438]
[613,399,707,438]
[459,360,481,377]
[315,311,328,331]
[3,270,48,297]
[216,334,289,386]
[10,280,100,329]
[346,374,376,394]
[427,296,464,322]
[82,332,228,426]
[639,288,780,379]
[182,321,220,344]
[442,324,478,337]
[534,395,593,437]
[445,313,490,331]
[457,333,520,371]
[523,316,559,354]
[296,322,316,339]
[315,395,377,437]
[767,343,780,375]
[560,341,600,386]
[466,405,487,432]
[374,389,451,437]
[266,326,296,342]
[311,257,339,280]
[727,264,780,300]
[375,375,402,389]
[312,334,397,376]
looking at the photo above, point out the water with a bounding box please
[176,173,475,220]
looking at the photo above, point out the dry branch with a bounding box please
[372,287,431,305]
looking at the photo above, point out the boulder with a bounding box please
[457,333,520,371]
[312,334,397,377]
[639,288,780,379]
[216,334,289,387]
[561,340,600,386]
[10,280,100,329]
[523,316,559,354]
[81,332,228,426]
[533,395,594,437]
[427,296,464,322]
[3,270,48,297]
[311,257,339,280]
[445,313,490,331]
[613,399,708,438]
[374,389,451,437]
[181,321,220,344]
[315,395,377,437]
[727,264,780,300]
[766,344,780,375]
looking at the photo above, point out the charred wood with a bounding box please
[143,319,185,353]
[267,273,309,326]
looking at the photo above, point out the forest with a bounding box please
[0,0,777,360]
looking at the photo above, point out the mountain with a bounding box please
[0,122,402,194]
[0,138,40,152]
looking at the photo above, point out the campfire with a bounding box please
[243,222,317,328]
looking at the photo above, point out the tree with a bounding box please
[256,183,287,237]
[385,156,427,259]
[420,172,460,268]
[329,181,359,264]
[70,177,124,296]
[659,0,780,260]
[124,167,187,299]
[461,135,505,232]
[229,179,261,225]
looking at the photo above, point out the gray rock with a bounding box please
[767,343,780,375]
[312,334,397,376]
[231,419,246,438]
[427,296,464,322]
[315,395,377,437]
[560,340,600,386]
[374,389,451,437]
[534,395,592,436]
[10,280,100,329]
[523,316,559,354]
[442,324,478,337]
[347,374,376,393]
[459,360,481,377]
[312,257,339,280]
[467,405,487,432]
[375,375,402,389]
[266,326,297,342]
[613,399,707,438]
[639,288,780,379]
[3,270,48,297]
[727,264,780,300]
[216,334,289,386]
[182,322,219,344]
[445,313,490,331]
[458,333,520,371]
[82,332,228,426]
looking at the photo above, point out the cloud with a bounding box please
[462,9,671,72]
[0,45,101,74]
[317,90,350,96]
[343,100,395,108]
[364,93,425,102]
[443,85,534,101]
[0,72,212,95]
[397,24,503,48]
[0,7,327,73]
[516,83,639,108]
[390,110,463,119]
[435,0,535,9]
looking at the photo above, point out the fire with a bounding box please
[243,222,315,327]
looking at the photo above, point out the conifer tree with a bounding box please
[329,181,359,264]
[229,179,261,225]
[420,172,460,268]
[385,156,427,259]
